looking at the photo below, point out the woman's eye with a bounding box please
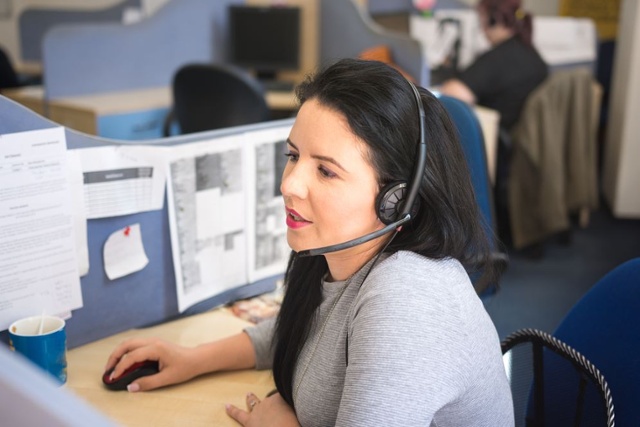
[284,152,299,162]
[318,166,337,178]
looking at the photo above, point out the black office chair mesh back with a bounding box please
[502,328,615,427]
[171,63,271,135]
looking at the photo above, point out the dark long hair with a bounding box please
[479,0,534,46]
[273,58,495,407]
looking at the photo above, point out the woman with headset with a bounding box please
[440,0,548,131]
[105,59,514,426]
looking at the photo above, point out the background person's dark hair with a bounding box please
[479,0,534,47]
[272,58,496,407]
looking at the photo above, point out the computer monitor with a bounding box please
[228,5,300,84]
[0,344,117,427]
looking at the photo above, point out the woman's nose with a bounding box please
[280,163,308,200]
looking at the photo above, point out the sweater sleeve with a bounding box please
[244,317,276,370]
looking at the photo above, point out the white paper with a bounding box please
[0,127,83,331]
[244,127,290,284]
[166,125,292,312]
[103,223,149,280]
[410,11,490,71]
[532,17,597,66]
[65,150,89,277]
[74,145,168,219]
[167,135,249,312]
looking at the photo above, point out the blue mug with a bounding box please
[8,315,67,385]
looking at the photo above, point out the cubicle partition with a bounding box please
[0,96,290,349]
[19,0,142,65]
[42,0,241,99]
[36,0,243,141]
[320,0,429,87]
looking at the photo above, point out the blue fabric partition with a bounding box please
[19,0,141,63]
[42,0,242,99]
[0,96,289,348]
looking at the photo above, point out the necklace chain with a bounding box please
[293,277,351,403]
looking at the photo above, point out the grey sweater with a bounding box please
[245,251,514,426]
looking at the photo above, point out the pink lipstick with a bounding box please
[285,208,311,229]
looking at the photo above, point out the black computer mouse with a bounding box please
[102,360,160,391]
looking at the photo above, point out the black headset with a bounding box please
[298,80,427,257]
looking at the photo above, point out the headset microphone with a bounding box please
[298,80,428,258]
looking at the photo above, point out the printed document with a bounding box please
[167,126,290,312]
[74,145,168,219]
[0,127,82,330]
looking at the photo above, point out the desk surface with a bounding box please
[65,308,274,427]
[3,85,298,115]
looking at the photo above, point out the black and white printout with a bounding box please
[167,126,290,312]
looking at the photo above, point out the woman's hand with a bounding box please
[104,337,201,392]
[226,392,300,427]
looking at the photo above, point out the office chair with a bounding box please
[437,94,508,294]
[502,257,640,427]
[163,63,271,136]
[0,46,20,90]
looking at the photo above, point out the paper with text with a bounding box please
[0,127,82,331]
[66,151,89,276]
[167,125,291,312]
[244,127,290,284]
[74,145,168,219]
[103,223,149,280]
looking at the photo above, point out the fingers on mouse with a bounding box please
[102,360,160,391]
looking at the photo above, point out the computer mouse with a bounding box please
[102,360,160,391]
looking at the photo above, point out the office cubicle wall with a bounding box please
[19,0,141,64]
[43,0,242,100]
[38,0,242,141]
[0,96,290,348]
[320,0,429,87]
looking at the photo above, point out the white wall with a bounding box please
[602,0,640,217]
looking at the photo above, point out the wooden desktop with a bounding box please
[3,85,298,139]
[64,308,275,427]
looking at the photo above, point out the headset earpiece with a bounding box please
[376,181,406,225]
[375,181,420,225]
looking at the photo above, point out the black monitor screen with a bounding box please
[228,6,300,80]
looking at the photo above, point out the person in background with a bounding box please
[439,0,548,131]
[105,59,514,426]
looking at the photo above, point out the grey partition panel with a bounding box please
[0,96,288,349]
[43,0,242,99]
[320,0,429,86]
[19,0,141,63]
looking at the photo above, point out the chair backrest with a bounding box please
[171,63,271,135]
[502,328,615,427]
[552,258,640,427]
[437,94,507,291]
[0,46,20,90]
[502,258,640,426]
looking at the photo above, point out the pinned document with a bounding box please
[0,127,83,331]
[103,223,149,280]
